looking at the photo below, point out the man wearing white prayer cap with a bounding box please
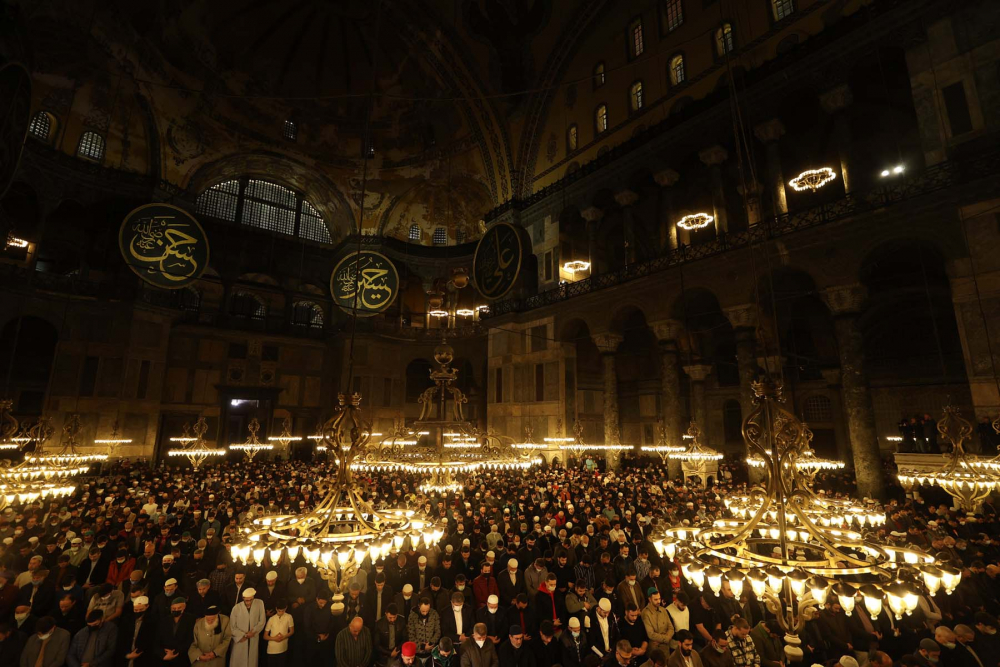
[229,588,265,667]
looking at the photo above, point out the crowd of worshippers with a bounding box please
[0,459,994,667]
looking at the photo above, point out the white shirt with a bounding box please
[666,603,690,632]
[265,613,294,654]
[509,572,518,586]
[453,608,464,636]
[597,614,610,651]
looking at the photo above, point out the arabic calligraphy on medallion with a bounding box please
[119,204,210,289]
[473,222,522,299]
[330,250,399,317]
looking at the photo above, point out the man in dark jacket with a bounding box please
[52,594,85,637]
[497,625,535,667]
[374,604,407,666]
[116,596,155,667]
[303,591,336,664]
[67,610,117,667]
[154,598,196,667]
[476,596,507,647]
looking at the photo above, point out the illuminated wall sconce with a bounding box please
[788,167,837,192]
[4,234,28,249]
[880,165,905,178]
[676,213,714,230]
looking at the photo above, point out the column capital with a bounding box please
[614,190,639,207]
[581,206,604,223]
[682,364,714,382]
[820,83,853,114]
[698,145,728,167]
[592,333,624,354]
[821,283,868,314]
[650,319,684,342]
[724,304,758,330]
[753,118,786,144]
[654,169,680,188]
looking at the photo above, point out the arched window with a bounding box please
[409,224,421,241]
[178,286,201,313]
[292,301,324,328]
[595,104,608,134]
[456,228,466,244]
[663,0,683,31]
[283,120,297,141]
[231,291,266,321]
[772,0,795,21]
[195,178,333,243]
[670,54,686,86]
[716,23,735,56]
[567,124,578,152]
[593,62,605,89]
[433,227,447,245]
[802,395,833,423]
[77,131,105,162]
[28,112,53,142]
[629,81,644,112]
[629,18,644,58]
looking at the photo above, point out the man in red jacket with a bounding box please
[535,573,565,630]
[472,562,499,610]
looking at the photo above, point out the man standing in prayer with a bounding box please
[188,605,231,667]
[230,589,265,667]
[335,616,372,667]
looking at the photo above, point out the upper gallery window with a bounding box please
[195,178,333,243]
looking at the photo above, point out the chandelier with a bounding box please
[26,414,108,469]
[0,401,22,450]
[668,421,722,462]
[788,168,837,192]
[640,421,686,462]
[167,418,224,470]
[652,380,958,639]
[228,418,274,462]
[896,406,1000,512]
[93,419,132,459]
[231,393,445,591]
[267,417,302,454]
[513,425,545,451]
[676,213,714,231]
[556,419,632,454]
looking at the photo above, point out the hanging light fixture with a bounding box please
[653,379,956,641]
[93,419,132,459]
[229,418,274,462]
[896,406,999,512]
[640,420,686,462]
[788,168,837,192]
[267,417,302,454]
[556,419,632,454]
[676,213,714,231]
[167,418,224,470]
[513,425,545,450]
[26,414,108,469]
[427,290,448,318]
[0,400,22,450]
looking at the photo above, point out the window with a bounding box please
[178,286,201,312]
[567,124,578,152]
[28,112,52,142]
[495,367,504,403]
[663,0,683,32]
[231,291,266,321]
[456,228,466,244]
[802,395,833,423]
[593,62,605,89]
[772,0,794,21]
[293,302,324,329]
[670,54,686,85]
[409,224,421,241]
[629,81,644,112]
[630,18,644,58]
[283,120,297,141]
[433,227,447,245]
[195,179,332,243]
[942,82,974,137]
[595,104,608,134]
[77,131,105,162]
[716,23,734,56]
[299,201,332,243]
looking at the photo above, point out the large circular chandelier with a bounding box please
[228,418,274,462]
[676,212,714,231]
[896,406,1000,511]
[556,419,632,454]
[267,417,302,455]
[231,393,445,591]
[0,400,22,450]
[653,379,958,639]
[167,418,224,470]
[668,421,722,462]
[640,422,686,463]
[25,414,108,469]
[788,168,837,192]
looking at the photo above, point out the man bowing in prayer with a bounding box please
[229,589,265,667]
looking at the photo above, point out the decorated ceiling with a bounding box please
[13,0,612,244]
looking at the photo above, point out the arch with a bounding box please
[595,104,608,134]
[669,54,686,86]
[292,301,324,329]
[0,316,59,414]
[76,131,105,162]
[27,111,55,143]
[230,291,266,321]
[177,286,201,312]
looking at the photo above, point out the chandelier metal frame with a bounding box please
[228,417,274,462]
[167,418,224,470]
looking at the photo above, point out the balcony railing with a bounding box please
[483,145,1000,319]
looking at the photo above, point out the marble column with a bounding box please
[654,169,682,249]
[683,364,713,431]
[724,305,759,418]
[594,333,624,469]
[699,145,729,236]
[614,189,640,268]
[753,118,787,217]
[653,320,685,478]
[581,206,604,276]
[820,84,855,194]
[822,283,884,499]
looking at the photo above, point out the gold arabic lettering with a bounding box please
[127,215,200,282]
[335,255,395,312]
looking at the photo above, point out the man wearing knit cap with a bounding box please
[476,595,505,645]
[838,655,860,667]
[915,639,941,667]
[391,641,417,666]
[189,604,231,667]
[497,625,534,667]
[230,589,265,667]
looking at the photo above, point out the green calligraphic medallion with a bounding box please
[330,250,399,317]
[119,204,210,289]
[472,222,522,299]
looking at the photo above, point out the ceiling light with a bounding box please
[676,213,714,230]
[788,167,836,192]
